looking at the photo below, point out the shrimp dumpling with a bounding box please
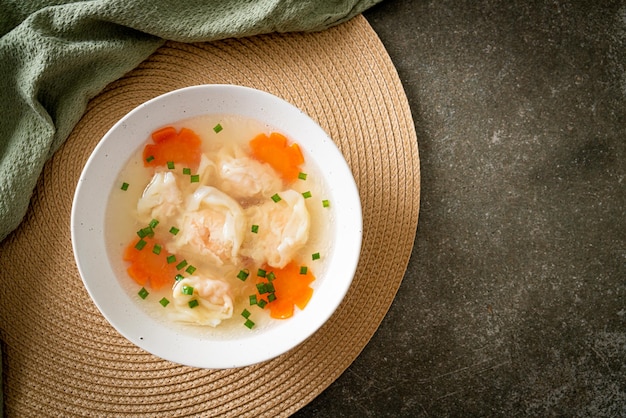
[171,275,233,326]
[197,153,218,186]
[214,144,283,202]
[241,189,310,268]
[137,171,182,224]
[169,185,246,266]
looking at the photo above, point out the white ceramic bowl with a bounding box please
[71,85,362,368]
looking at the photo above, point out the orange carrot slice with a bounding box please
[123,236,177,290]
[143,126,202,171]
[249,132,304,183]
[151,126,177,143]
[257,262,315,319]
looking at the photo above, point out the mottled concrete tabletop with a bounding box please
[295,1,625,416]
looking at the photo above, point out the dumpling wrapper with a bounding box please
[169,185,246,266]
[199,145,283,202]
[241,189,310,268]
[171,275,233,327]
[136,171,182,224]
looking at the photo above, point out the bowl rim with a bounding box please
[71,84,363,368]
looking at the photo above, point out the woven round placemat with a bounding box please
[0,15,419,417]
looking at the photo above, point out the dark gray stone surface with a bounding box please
[295,0,625,416]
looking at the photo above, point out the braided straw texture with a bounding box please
[0,15,419,417]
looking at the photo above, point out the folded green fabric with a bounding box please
[0,0,380,242]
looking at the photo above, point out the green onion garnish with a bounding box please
[268,293,277,303]
[256,283,268,294]
[312,252,321,260]
[149,219,159,228]
[241,309,251,319]
[146,155,155,163]
[257,268,266,278]
[181,285,194,296]
[267,272,276,281]
[159,297,170,307]
[265,282,275,293]
[152,244,161,255]
[298,172,307,180]
[257,299,267,309]
[322,199,330,208]
[244,319,255,329]
[300,266,308,275]
[213,123,223,133]
[121,182,129,191]
[237,270,250,281]
[166,255,176,264]
[251,224,259,233]
[175,274,184,281]
[183,168,191,175]
[249,294,258,305]
[137,227,152,238]
[169,226,179,235]
[176,260,188,270]
[271,193,281,202]
[185,265,196,274]
[190,174,200,183]
[302,191,312,199]
[167,161,175,170]
[134,239,147,251]
[138,287,149,299]
[188,299,199,309]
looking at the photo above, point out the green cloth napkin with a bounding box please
[0,0,380,243]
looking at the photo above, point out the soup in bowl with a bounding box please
[71,85,362,368]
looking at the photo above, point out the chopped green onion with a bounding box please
[183,168,191,175]
[257,268,266,278]
[244,319,255,329]
[121,182,129,191]
[169,226,180,235]
[138,287,149,299]
[256,283,268,294]
[257,299,267,309]
[237,269,250,281]
[213,123,223,133]
[149,219,159,228]
[249,294,258,305]
[302,191,312,199]
[265,282,275,293]
[266,271,276,281]
[185,265,196,274]
[322,199,330,208]
[152,244,162,255]
[312,252,321,260]
[167,161,175,170]
[175,274,184,281]
[271,193,281,203]
[137,227,152,238]
[268,293,277,302]
[241,309,251,319]
[300,266,308,275]
[166,255,176,264]
[145,155,155,163]
[176,260,188,270]
[159,297,170,307]
[190,174,200,183]
[188,299,199,309]
[134,239,147,250]
[251,224,259,234]
[181,285,194,296]
[298,172,307,180]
